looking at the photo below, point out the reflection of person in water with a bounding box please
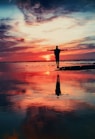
[55,75,61,97]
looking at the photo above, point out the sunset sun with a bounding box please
[42,55,51,61]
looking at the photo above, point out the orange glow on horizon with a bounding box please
[42,54,51,61]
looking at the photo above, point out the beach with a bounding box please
[0,61,95,139]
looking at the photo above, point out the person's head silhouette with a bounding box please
[56,46,58,49]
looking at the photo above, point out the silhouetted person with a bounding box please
[54,46,60,68]
[48,46,67,68]
[55,74,61,97]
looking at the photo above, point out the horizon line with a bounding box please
[0,59,95,63]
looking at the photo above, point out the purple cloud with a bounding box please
[16,0,95,23]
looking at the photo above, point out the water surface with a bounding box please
[0,61,95,139]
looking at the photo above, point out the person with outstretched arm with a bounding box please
[48,46,67,68]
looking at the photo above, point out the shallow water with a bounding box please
[0,61,95,139]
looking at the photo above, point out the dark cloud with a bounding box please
[0,21,17,55]
[0,41,17,54]
[16,0,95,23]
[0,21,31,54]
[0,20,12,40]
[0,24,11,31]
[85,36,95,42]
[80,44,95,49]
[0,40,32,59]
[0,43,30,53]
[64,36,95,49]
[77,36,95,50]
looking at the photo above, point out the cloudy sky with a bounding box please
[0,0,95,61]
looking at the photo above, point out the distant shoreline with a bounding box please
[0,59,95,63]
